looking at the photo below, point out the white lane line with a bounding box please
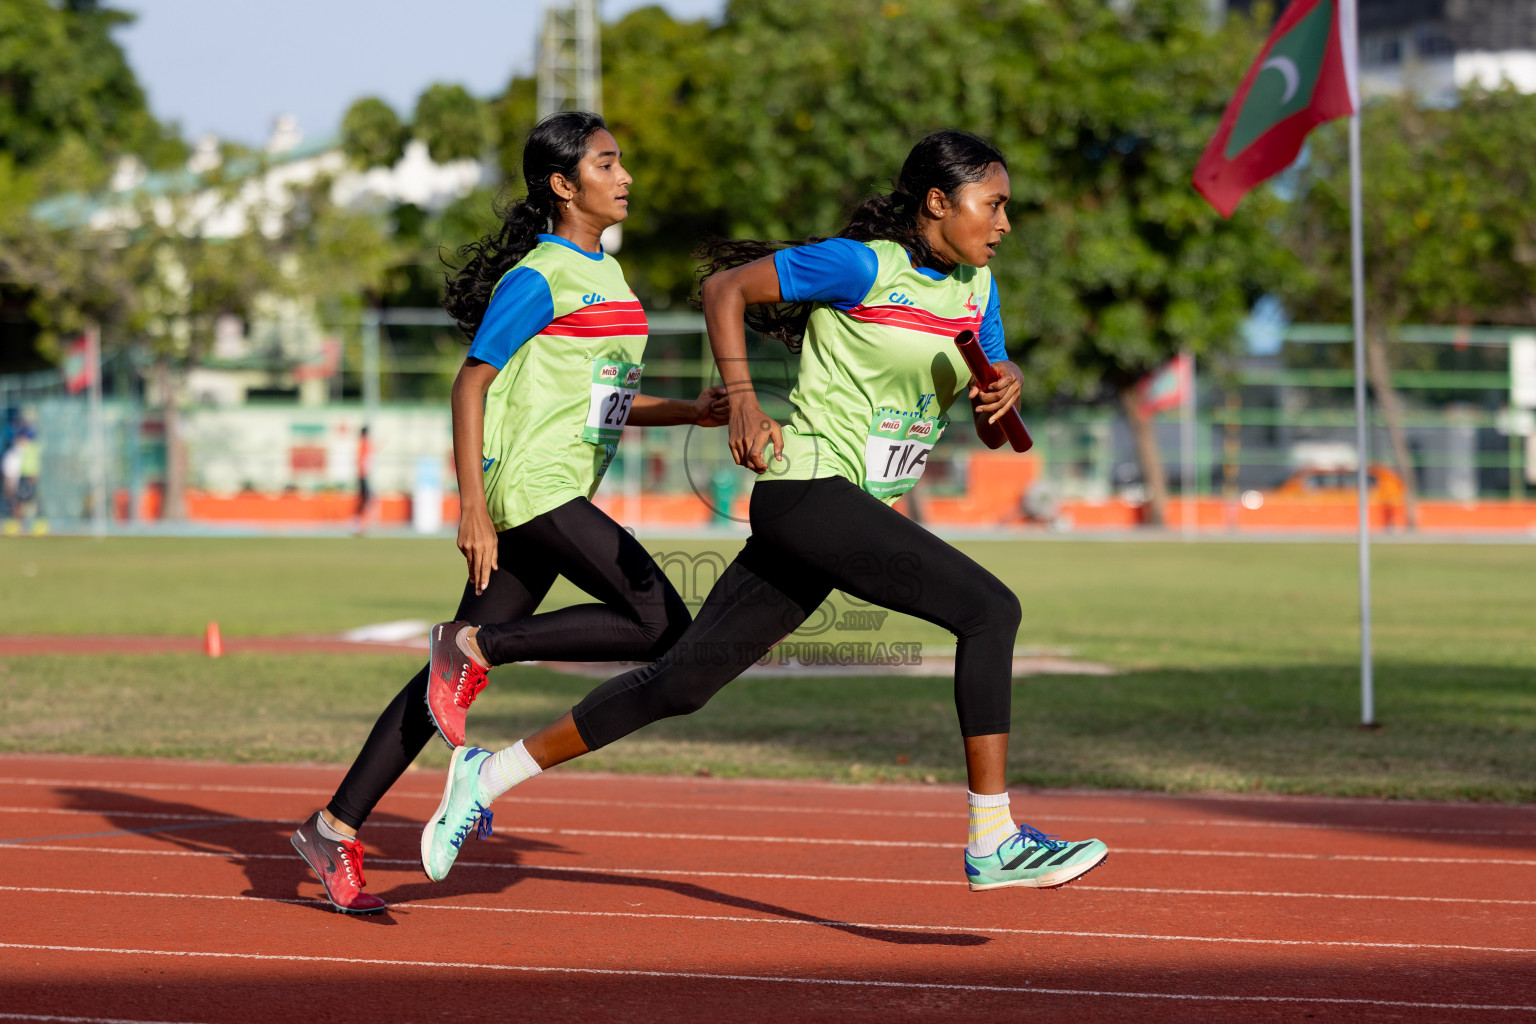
[5,815,1535,865]
[4,869,1531,911]
[4,943,1533,1010]
[4,776,1532,834]
[0,1015,213,1024]
[1078,885,1536,907]
[4,838,1535,870]
[2,885,1531,954]
[2,801,1533,842]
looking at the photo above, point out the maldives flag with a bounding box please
[1193,0,1359,218]
[62,335,93,394]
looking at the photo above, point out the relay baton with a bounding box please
[954,330,1033,453]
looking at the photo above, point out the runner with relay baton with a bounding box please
[420,128,1109,896]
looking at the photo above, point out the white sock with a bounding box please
[315,814,351,842]
[479,739,543,801]
[966,790,1016,858]
[457,626,490,669]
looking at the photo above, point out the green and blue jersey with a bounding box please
[767,237,1006,502]
[468,234,647,530]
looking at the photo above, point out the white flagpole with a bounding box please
[1342,0,1374,725]
[86,323,108,538]
[1180,350,1196,540]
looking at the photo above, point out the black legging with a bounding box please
[326,497,690,829]
[572,476,1021,749]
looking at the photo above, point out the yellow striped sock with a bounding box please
[967,791,1015,857]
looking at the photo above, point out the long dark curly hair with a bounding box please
[444,111,608,338]
[695,129,1007,351]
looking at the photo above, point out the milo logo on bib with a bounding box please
[863,410,948,499]
[584,358,644,445]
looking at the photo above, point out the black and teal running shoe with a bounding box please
[965,823,1108,891]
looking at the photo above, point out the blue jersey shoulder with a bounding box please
[466,266,556,369]
[773,238,879,311]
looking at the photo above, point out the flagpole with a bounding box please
[1343,0,1374,726]
[1180,350,1196,540]
[86,323,108,539]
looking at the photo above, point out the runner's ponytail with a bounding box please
[696,129,1006,352]
[444,111,608,339]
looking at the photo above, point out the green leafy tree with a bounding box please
[7,166,400,516]
[1280,87,1536,528]
[340,96,408,169]
[594,0,1289,523]
[0,0,184,369]
[414,83,494,163]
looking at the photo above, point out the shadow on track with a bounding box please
[42,786,986,945]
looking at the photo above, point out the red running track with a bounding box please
[0,753,1532,1023]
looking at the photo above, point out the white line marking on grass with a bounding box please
[2,943,1533,1010]
[0,1015,214,1024]
[4,885,1533,955]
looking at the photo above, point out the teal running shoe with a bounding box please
[421,745,494,882]
[965,823,1108,891]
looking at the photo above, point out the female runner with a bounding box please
[420,129,1107,893]
[290,111,729,913]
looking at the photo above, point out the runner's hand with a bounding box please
[457,505,499,596]
[968,362,1022,424]
[729,397,783,474]
[693,385,730,427]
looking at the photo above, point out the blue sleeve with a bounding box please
[978,283,1007,362]
[466,267,554,369]
[773,238,880,310]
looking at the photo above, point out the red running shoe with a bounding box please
[290,812,386,914]
[426,620,488,748]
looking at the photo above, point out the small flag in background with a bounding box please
[62,335,94,394]
[1137,352,1192,418]
[1193,0,1358,217]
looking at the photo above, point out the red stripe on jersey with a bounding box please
[542,299,649,337]
[845,303,981,337]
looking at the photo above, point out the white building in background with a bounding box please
[1227,0,1536,101]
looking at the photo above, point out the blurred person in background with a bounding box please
[289,111,729,913]
[419,129,1109,897]
[352,425,372,535]
[3,425,44,536]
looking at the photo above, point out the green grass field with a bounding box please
[1,536,1532,800]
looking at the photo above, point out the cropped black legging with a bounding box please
[326,497,690,829]
[572,476,1022,749]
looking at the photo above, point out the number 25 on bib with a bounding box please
[863,412,947,499]
[583,359,644,444]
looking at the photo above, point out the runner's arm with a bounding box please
[452,358,501,595]
[701,258,787,473]
[627,385,729,427]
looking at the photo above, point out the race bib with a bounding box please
[863,411,947,499]
[583,359,644,444]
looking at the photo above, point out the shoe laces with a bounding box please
[454,661,488,709]
[1006,822,1067,852]
[337,838,368,889]
[449,804,493,850]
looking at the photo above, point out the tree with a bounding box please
[340,96,408,169]
[5,164,400,517]
[413,83,494,164]
[0,0,184,369]
[1279,87,1536,528]
[592,0,1291,523]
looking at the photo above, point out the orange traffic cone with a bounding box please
[204,620,223,658]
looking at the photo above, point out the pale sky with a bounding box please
[115,0,725,147]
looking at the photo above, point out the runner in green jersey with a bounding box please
[422,131,1109,895]
[290,112,727,913]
